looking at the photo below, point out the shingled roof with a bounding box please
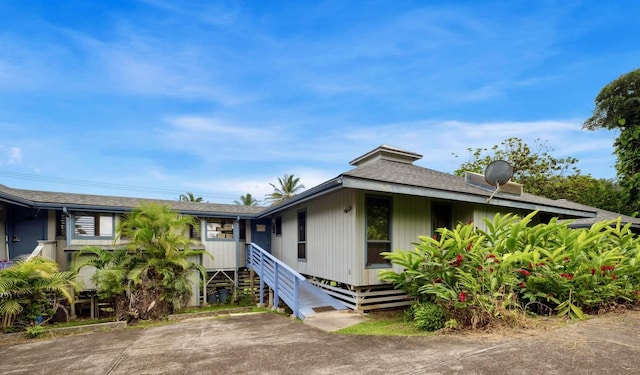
[0,184,264,217]
[342,158,594,215]
[0,145,606,220]
[258,145,598,219]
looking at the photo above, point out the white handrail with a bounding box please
[26,245,44,261]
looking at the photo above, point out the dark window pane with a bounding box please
[367,242,391,265]
[366,196,392,266]
[239,219,246,241]
[297,211,306,242]
[275,216,282,235]
[298,210,306,259]
[298,243,306,259]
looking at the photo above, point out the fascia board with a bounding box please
[341,176,597,218]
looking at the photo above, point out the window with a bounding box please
[431,201,452,240]
[189,221,201,240]
[206,218,234,240]
[366,196,391,267]
[275,216,282,236]
[297,210,306,260]
[73,213,114,237]
[56,211,66,237]
[239,219,246,241]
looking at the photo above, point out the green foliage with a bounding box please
[453,137,628,214]
[410,302,446,331]
[583,68,640,214]
[73,203,209,321]
[381,212,640,329]
[0,257,80,331]
[24,324,46,338]
[234,193,260,206]
[265,174,305,205]
[453,137,579,191]
[179,192,203,202]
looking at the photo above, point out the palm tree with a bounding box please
[265,174,305,205]
[74,203,208,321]
[234,193,259,206]
[179,192,203,202]
[0,257,79,330]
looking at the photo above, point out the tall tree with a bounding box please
[179,192,203,202]
[234,193,259,206]
[583,68,640,215]
[265,174,305,205]
[74,203,207,321]
[454,137,580,197]
[454,137,627,214]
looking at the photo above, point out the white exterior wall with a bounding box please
[359,193,431,286]
[197,218,246,270]
[275,189,358,285]
[471,204,527,232]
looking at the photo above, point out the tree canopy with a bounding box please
[74,203,207,321]
[454,137,627,214]
[583,68,640,215]
[265,174,305,205]
[454,137,579,196]
[179,192,203,202]
[234,193,259,206]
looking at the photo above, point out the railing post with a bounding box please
[259,249,265,306]
[293,277,299,318]
[273,263,280,308]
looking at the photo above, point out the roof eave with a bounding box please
[341,176,597,218]
[257,178,343,218]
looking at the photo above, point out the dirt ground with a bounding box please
[0,310,639,374]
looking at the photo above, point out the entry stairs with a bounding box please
[246,243,347,319]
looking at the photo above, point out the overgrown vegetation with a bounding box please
[583,68,640,215]
[73,203,208,322]
[0,257,79,332]
[453,137,627,214]
[380,212,640,330]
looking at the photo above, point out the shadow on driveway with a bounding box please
[1,311,639,374]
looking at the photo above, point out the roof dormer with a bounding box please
[349,145,422,168]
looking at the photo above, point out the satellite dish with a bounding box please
[484,160,513,186]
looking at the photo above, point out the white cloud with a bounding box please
[0,146,22,165]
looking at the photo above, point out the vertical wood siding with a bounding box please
[277,189,357,285]
[361,193,430,286]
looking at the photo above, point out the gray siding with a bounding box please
[274,189,357,285]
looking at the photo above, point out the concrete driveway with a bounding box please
[1,311,639,374]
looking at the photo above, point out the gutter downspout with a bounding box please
[234,216,240,295]
[64,207,72,271]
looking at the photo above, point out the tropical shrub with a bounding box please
[0,257,79,331]
[380,211,640,329]
[410,302,446,331]
[73,203,209,321]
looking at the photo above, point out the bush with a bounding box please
[411,302,446,331]
[380,211,640,329]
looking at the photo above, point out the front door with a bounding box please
[251,219,271,253]
[7,206,47,259]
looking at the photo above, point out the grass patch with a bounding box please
[337,310,434,336]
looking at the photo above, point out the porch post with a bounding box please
[273,262,280,308]
[259,249,265,306]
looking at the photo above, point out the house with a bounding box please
[0,145,619,315]
[0,185,264,308]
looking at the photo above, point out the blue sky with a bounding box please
[1,1,638,204]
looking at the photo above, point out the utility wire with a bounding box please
[0,170,238,200]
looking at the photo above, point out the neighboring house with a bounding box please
[0,145,622,313]
[0,185,264,306]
